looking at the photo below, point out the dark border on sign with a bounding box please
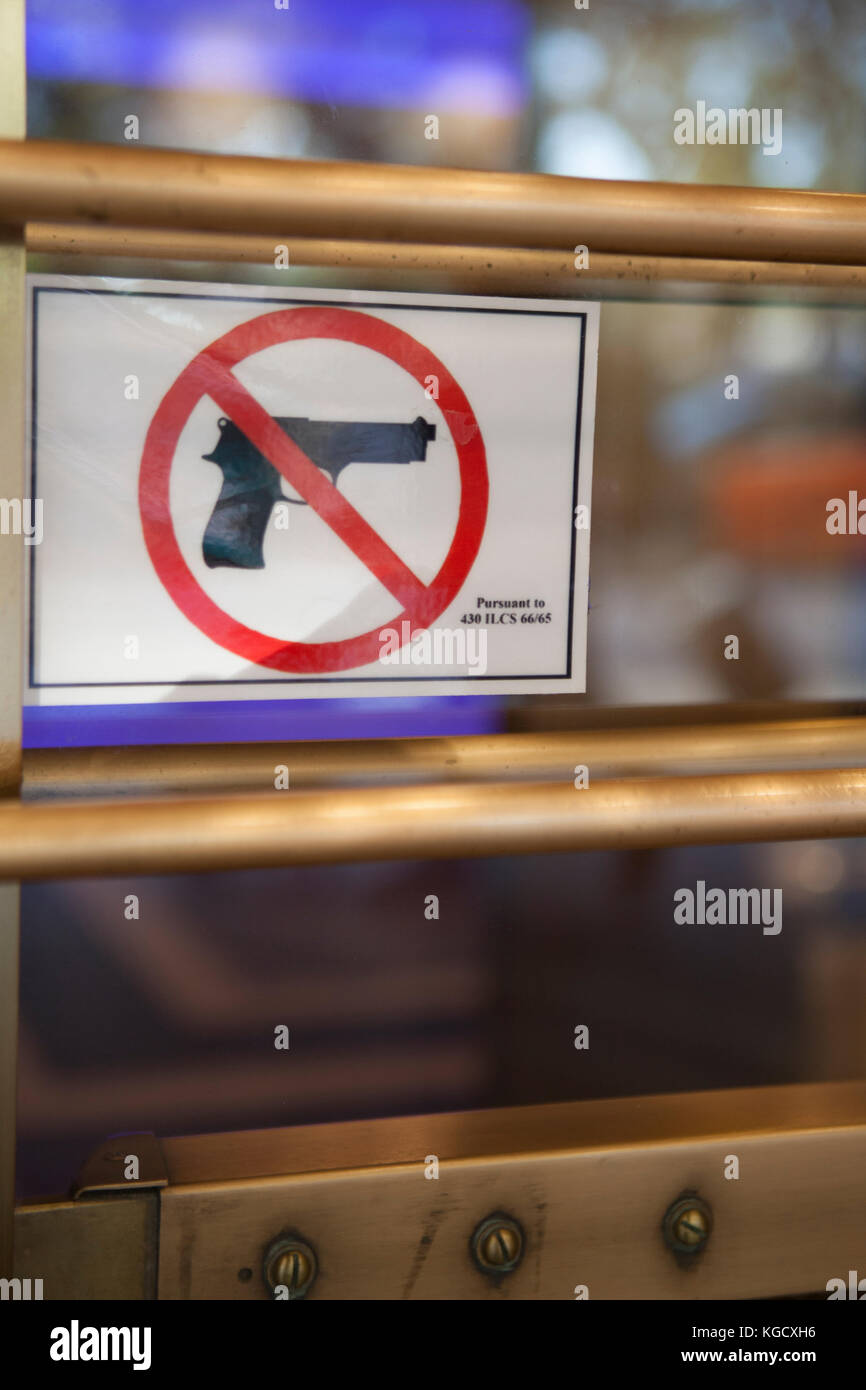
[29,286,588,689]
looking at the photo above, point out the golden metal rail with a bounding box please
[26,223,866,293]
[20,717,866,799]
[4,139,866,263]
[1,766,865,881]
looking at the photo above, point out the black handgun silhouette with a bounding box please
[202,415,437,569]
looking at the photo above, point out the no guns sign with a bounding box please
[26,277,598,705]
[140,305,488,674]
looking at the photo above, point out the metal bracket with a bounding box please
[72,1133,169,1199]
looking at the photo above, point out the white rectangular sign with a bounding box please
[25,276,598,704]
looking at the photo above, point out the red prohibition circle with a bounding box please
[139,306,489,674]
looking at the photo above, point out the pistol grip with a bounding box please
[202,483,278,569]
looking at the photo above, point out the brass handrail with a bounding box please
[24,225,866,294]
[3,139,866,263]
[2,766,865,881]
[20,718,866,799]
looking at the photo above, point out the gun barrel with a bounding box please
[274,416,436,467]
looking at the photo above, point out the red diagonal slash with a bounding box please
[195,354,429,611]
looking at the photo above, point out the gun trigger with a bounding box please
[278,492,309,507]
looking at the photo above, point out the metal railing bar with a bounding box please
[3,140,866,264]
[1,766,865,881]
[25,223,866,292]
[19,718,866,800]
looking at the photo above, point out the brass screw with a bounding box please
[675,1207,708,1246]
[663,1195,712,1256]
[263,1235,317,1299]
[471,1215,524,1274]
